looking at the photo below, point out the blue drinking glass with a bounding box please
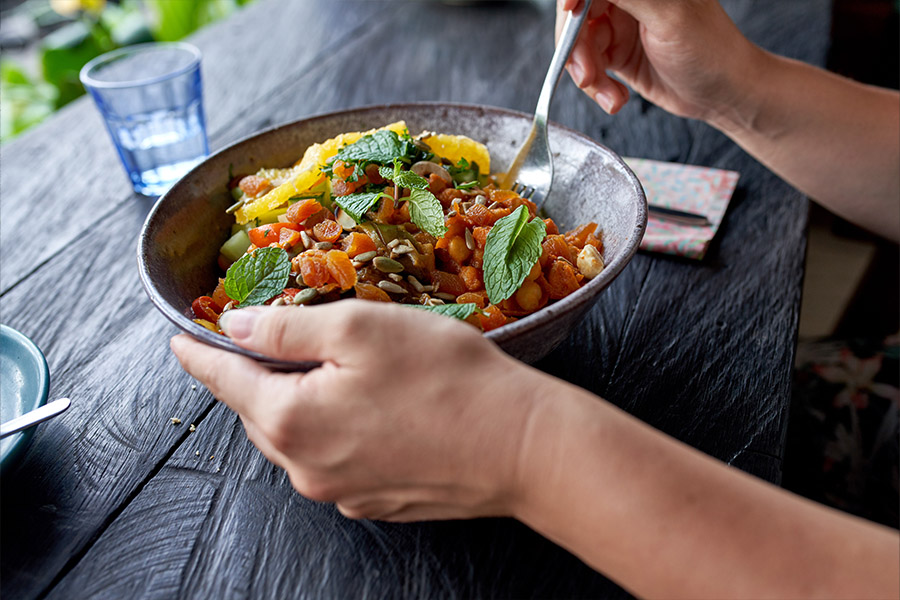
[80,42,209,197]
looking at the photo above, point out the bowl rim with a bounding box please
[137,101,647,367]
[1,324,50,471]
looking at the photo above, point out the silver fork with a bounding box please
[502,0,593,208]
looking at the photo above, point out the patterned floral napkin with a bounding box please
[624,157,740,259]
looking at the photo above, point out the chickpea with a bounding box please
[448,236,471,264]
[525,260,541,281]
[515,280,543,312]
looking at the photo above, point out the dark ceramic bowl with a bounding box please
[138,103,647,369]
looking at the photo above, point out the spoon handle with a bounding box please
[1,398,71,438]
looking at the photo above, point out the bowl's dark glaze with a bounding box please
[138,103,647,369]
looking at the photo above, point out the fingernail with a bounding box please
[218,309,256,340]
[571,62,585,87]
[595,91,614,113]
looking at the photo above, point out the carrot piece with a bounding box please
[325,250,357,290]
[286,198,323,224]
[459,266,483,291]
[340,232,377,257]
[313,219,342,243]
[478,304,507,331]
[355,282,392,302]
[545,259,581,299]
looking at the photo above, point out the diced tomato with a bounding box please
[192,296,220,321]
[238,175,271,197]
[286,198,323,224]
[248,223,300,247]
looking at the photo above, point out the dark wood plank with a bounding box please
[0,0,386,295]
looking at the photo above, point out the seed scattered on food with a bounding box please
[387,239,401,249]
[434,292,456,301]
[300,230,313,249]
[271,297,286,306]
[408,275,425,292]
[377,280,407,294]
[474,195,487,205]
[388,273,403,282]
[373,256,404,273]
[465,229,476,251]
[314,241,333,251]
[355,250,377,262]
[293,288,319,305]
[170,418,182,425]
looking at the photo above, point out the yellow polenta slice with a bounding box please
[235,121,408,224]
[419,133,490,175]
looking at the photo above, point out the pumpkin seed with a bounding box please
[355,250,377,262]
[295,274,307,287]
[373,256,404,273]
[292,287,319,305]
[377,280,407,294]
[434,292,457,301]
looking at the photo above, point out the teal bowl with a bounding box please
[1,325,50,472]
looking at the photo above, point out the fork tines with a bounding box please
[513,182,536,200]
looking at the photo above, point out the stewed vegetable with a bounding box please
[191,122,604,333]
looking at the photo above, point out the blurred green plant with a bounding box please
[0,0,253,144]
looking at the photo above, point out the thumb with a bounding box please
[217,301,402,365]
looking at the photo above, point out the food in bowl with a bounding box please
[190,121,606,332]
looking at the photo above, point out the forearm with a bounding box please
[711,49,900,241]
[512,381,900,598]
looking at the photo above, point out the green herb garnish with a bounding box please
[455,181,479,190]
[223,247,291,307]
[334,191,391,223]
[414,302,477,320]
[333,130,428,165]
[482,205,546,304]
[406,188,448,238]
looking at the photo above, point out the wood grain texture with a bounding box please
[0,0,830,598]
[0,0,384,294]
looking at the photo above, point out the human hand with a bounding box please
[170,301,552,522]
[558,0,764,123]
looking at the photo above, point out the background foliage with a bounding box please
[1,0,253,143]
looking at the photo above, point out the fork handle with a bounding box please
[535,0,594,121]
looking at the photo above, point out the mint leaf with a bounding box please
[334,191,389,223]
[483,205,546,304]
[378,165,395,180]
[406,188,448,238]
[334,129,424,165]
[393,170,429,190]
[413,302,477,320]
[224,247,291,307]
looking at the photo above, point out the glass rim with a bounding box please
[79,42,202,90]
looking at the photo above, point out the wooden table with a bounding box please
[0,1,831,597]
